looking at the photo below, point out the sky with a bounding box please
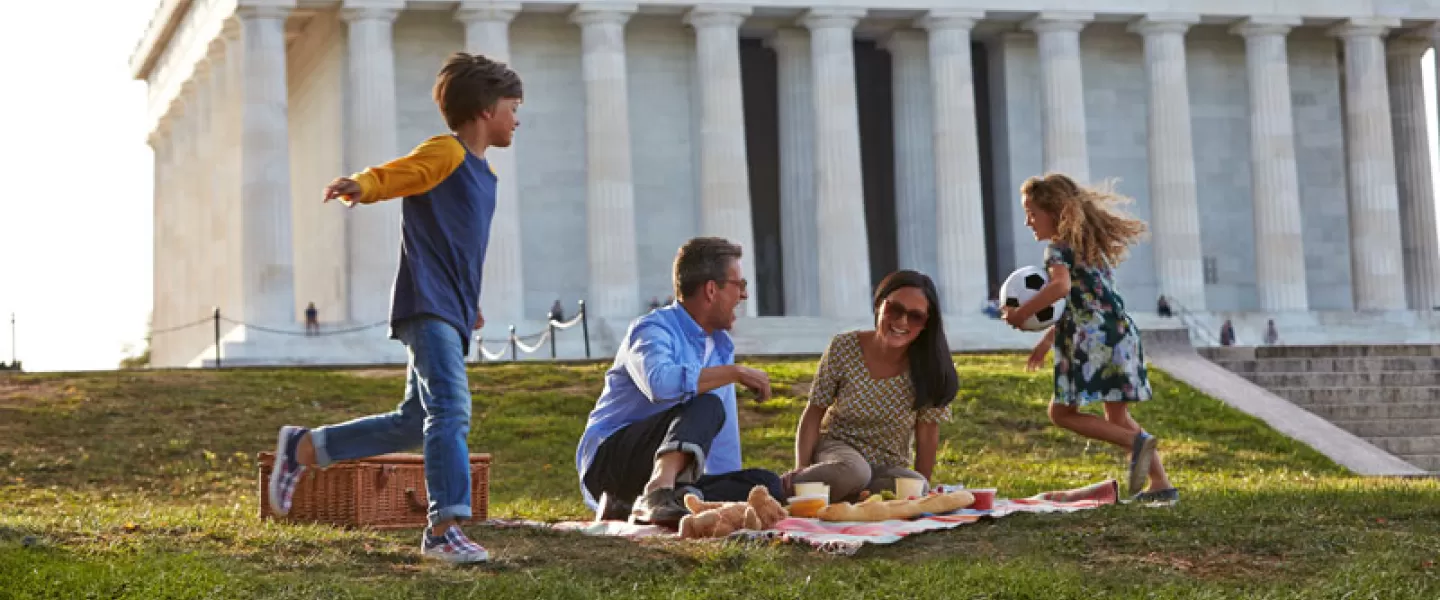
[0,3,1438,372]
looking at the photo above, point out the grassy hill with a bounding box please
[2,355,1437,599]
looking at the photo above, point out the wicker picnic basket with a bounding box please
[257,452,490,529]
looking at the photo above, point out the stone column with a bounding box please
[1330,18,1406,311]
[801,8,871,318]
[148,121,173,365]
[174,82,197,335]
[1024,12,1091,181]
[923,11,989,315]
[687,5,758,317]
[767,29,819,317]
[1389,36,1440,310]
[881,29,935,277]
[1131,15,1206,311]
[341,2,402,324]
[457,2,526,325]
[194,56,217,333]
[1232,17,1309,311]
[206,38,232,322]
[220,20,244,322]
[572,4,640,319]
[238,5,298,326]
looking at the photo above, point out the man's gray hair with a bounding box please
[673,237,743,300]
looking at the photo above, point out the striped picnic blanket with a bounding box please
[497,486,1113,556]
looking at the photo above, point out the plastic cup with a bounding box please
[969,488,997,510]
[794,482,830,499]
[895,477,926,499]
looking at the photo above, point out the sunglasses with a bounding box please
[882,301,928,325]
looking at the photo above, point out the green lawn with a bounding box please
[1,355,1437,599]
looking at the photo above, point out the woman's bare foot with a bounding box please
[1034,479,1119,504]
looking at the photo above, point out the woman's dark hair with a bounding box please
[872,270,959,411]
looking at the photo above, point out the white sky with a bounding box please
[0,3,1438,371]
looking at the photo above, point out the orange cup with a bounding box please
[969,488,997,511]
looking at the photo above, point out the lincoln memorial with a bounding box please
[133,0,1440,367]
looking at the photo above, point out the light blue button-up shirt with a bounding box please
[574,303,741,509]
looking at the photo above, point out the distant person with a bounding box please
[267,52,523,564]
[1219,320,1235,347]
[1157,295,1173,318]
[982,297,1002,319]
[648,296,662,311]
[549,299,565,323]
[1264,320,1280,346]
[304,303,320,336]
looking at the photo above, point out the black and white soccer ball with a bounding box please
[1000,266,1067,332]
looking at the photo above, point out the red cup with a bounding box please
[970,488,997,511]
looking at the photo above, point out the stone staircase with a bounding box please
[1201,345,1440,473]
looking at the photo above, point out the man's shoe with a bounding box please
[268,426,309,516]
[629,487,690,528]
[595,492,633,522]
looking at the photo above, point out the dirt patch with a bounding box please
[344,368,407,379]
[1096,549,1290,580]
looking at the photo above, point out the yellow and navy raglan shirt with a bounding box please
[342,134,496,354]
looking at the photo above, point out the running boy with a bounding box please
[267,53,523,563]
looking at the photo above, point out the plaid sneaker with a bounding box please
[422,525,490,564]
[1132,488,1180,507]
[1127,432,1159,496]
[267,425,309,516]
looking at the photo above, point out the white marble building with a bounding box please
[134,0,1440,367]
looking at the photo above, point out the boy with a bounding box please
[267,53,522,564]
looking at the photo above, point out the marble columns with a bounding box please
[341,2,402,324]
[802,8,871,318]
[1233,17,1309,311]
[767,29,820,317]
[923,11,989,314]
[237,4,297,326]
[1025,12,1091,181]
[572,4,641,319]
[457,2,526,325]
[1331,18,1406,310]
[1388,35,1440,311]
[687,4,758,316]
[1132,15,1206,310]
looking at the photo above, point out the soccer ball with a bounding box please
[1000,266,1066,332]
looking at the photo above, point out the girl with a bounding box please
[1002,173,1178,504]
[784,270,960,503]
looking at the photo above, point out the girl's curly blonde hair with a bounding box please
[1021,173,1149,268]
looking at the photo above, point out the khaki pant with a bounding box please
[792,438,927,503]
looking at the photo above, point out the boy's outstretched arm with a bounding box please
[323,135,467,206]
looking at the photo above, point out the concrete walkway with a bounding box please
[1141,328,1428,477]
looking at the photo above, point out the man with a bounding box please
[575,237,782,526]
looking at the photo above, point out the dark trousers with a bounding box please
[583,393,783,505]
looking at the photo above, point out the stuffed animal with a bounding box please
[677,485,789,539]
[816,489,974,522]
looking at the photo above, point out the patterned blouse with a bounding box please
[808,331,951,468]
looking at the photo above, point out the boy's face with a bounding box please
[483,98,522,148]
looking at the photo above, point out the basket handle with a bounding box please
[404,488,427,512]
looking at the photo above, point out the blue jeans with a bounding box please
[310,316,473,528]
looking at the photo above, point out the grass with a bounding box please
[2,355,1438,599]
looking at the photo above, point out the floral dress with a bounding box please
[1045,242,1152,406]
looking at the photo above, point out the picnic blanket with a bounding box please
[487,487,1113,556]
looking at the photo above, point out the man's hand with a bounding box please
[323,177,362,203]
[734,365,772,402]
[474,308,485,330]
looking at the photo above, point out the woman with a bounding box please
[784,270,960,503]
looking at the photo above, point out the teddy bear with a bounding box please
[677,485,789,539]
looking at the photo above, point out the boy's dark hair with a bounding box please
[673,237,743,300]
[432,52,523,131]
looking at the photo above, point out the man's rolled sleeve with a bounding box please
[623,323,700,404]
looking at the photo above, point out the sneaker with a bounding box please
[421,525,490,564]
[1127,432,1159,496]
[594,492,633,522]
[268,426,309,516]
[629,487,692,528]
[1132,487,1180,507]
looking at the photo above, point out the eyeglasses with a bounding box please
[719,278,748,292]
[882,301,928,325]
